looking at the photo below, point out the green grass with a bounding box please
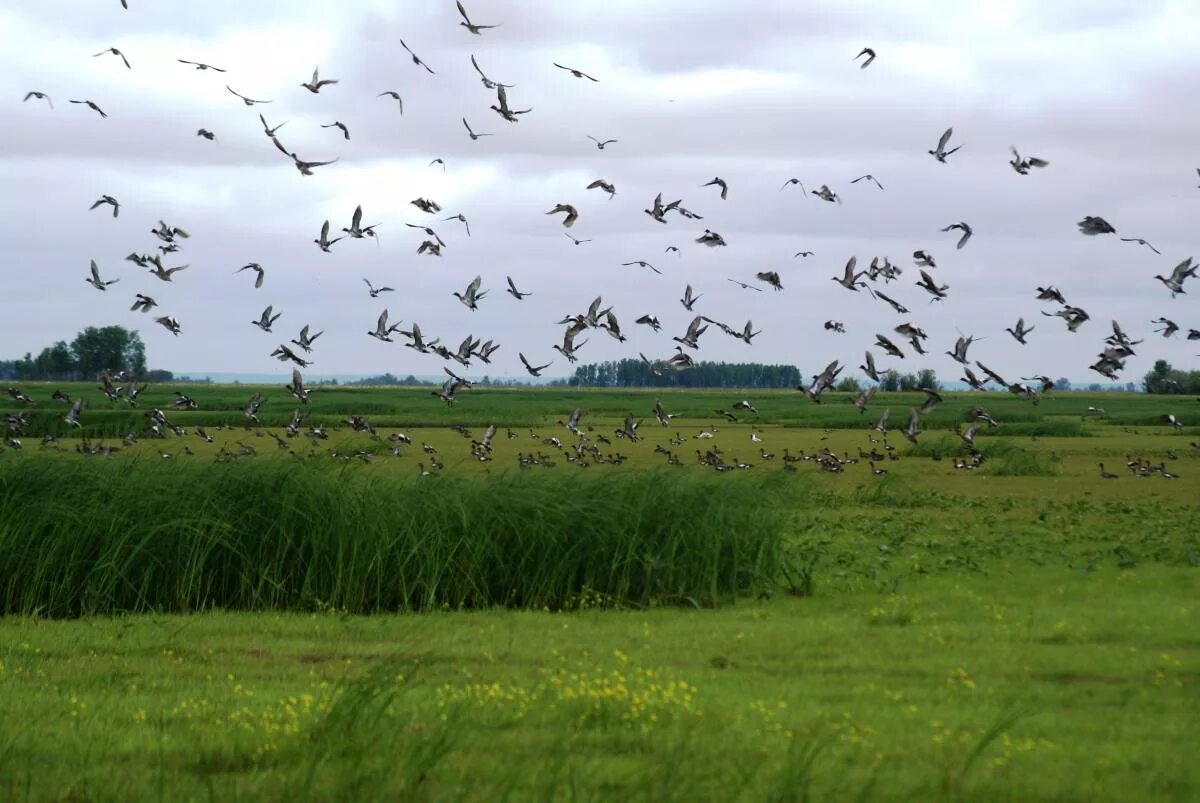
[0,385,1197,801]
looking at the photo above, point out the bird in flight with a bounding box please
[1009,146,1049,174]
[456,1,500,34]
[89,195,120,218]
[258,113,286,137]
[1119,237,1160,255]
[701,177,729,200]
[794,251,814,258]
[928,127,961,162]
[588,136,618,150]
[545,204,579,227]
[313,220,343,252]
[196,128,217,141]
[471,54,513,89]
[491,86,531,122]
[85,260,119,291]
[93,47,131,69]
[178,59,226,72]
[564,232,592,246]
[321,121,351,140]
[462,118,492,140]
[519,353,553,377]
[23,91,53,108]
[400,40,435,74]
[236,263,265,289]
[554,63,599,81]
[506,276,532,299]
[728,278,762,292]
[272,136,338,175]
[942,221,973,249]
[586,179,616,199]
[69,99,107,118]
[855,47,876,68]
[378,91,403,114]
[226,86,273,105]
[622,260,661,275]
[1078,215,1116,235]
[851,174,884,190]
[300,66,338,93]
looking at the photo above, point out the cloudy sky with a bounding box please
[3,0,1198,382]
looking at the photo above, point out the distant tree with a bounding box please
[897,373,921,391]
[834,376,862,393]
[69,326,145,378]
[567,360,802,389]
[1055,377,1072,391]
[879,369,901,392]
[915,368,941,391]
[0,360,15,380]
[1142,360,1200,394]
[145,369,175,382]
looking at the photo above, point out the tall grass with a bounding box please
[0,458,792,616]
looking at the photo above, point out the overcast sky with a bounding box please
[3,0,1198,382]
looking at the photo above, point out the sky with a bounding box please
[2,0,1199,383]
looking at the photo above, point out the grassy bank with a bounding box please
[0,459,792,616]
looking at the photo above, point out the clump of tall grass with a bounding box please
[983,448,1061,477]
[0,458,792,616]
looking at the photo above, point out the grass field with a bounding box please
[1,383,1198,801]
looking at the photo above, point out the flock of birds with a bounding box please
[9,1,1199,476]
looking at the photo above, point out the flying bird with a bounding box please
[490,86,531,121]
[545,203,579,227]
[300,66,338,93]
[942,221,973,249]
[701,177,729,200]
[196,128,216,141]
[313,220,343,252]
[1006,317,1034,344]
[506,276,532,299]
[588,136,618,150]
[178,59,226,72]
[850,174,884,190]
[755,271,783,291]
[554,63,599,81]
[456,1,500,34]
[622,260,661,275]
[251,305,281,332]
[226,86,273,105]
[258,113,286,137]
[1120,237,1161,255]
[462,117,492,140]
[69,99,107,117]
[1009,147,1048,174]
[854,47,876,68]
[587,179,616,199]
[928,127,961,162]
[362,278,394,298]
[236,263,265,289]
[1154,258,1197,297]
[23,91,53,108]
[453,275,487,310]
[321,121,350,140]
[1078,216,1116,235]
[519,353,553,377]
[680,284,702,311]
[93,47,131,69]
[89,195,120,218]
[470,54,513,89]
[272,137,338,175]
[377,91,403,114]
[564,232,592,246]
[85,260,119,291]
[400,40,436,74]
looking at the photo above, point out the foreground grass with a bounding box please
[1,567,1196,802]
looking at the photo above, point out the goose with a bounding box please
[619,414,642,442]
[824,320,846,333]
[680,284,703,311]
[915,269,949,300]
[129,293,157,313]
[155,316,181,336]
[1099,463,1119,479]
[928,127,961,162]
[416,239,442,256]
[225,86,273,106]
[254,113,287,138]
[400,39,436,74]
[852,387,876,413]
[1006,318,1034,344]
[1042,305,1089,332]
[229,263,264,290]
[587,179,616,198]
[462,117,492,140]
[622,260,660,274]
[196,128,217,141]
[869,461,888,476]
[342,205,381,240]
[665,348,696,371]
[7,388,34,405]
[811,184,841,204]
[802,360,843,403]
[89,195,120,218]
[728,278,762,292]
[635,315,662,332]
[871,289,909,314]
[854,47,876,68]
[300,66,338,93]
[1151,317,1179,338]
[457,1,500,34]
[672,316,709,349]
[601,311,626,342]
[917,388,943,415]
[1023,376,1055,394]
[701,177,729,199]
[367,310,401,342]
[289,325,323,354]
[1161,414,1183,430]
[251,305,281,332]
[321,121,350,140]
[553,322,589,363]
[545,203,579,227]
[695,229,727,247]
[171,393,197,410]
[362,278,393,298]
[975,361,1008,387]
[850,174,884,190]
[490,85,531,122]
[93,46,132,68]
[564,232,592,246]
[833,257,867,291]
[644,192,669,223]
[285,369,313,403]
[901,407,921,443]
[312,220,343,253]
[178,59,226,72]
[913,250,936,268]
[1154,258,1197,297]
[874,334,905,358]
[453,276,487,311]
[23,91,53,108]
[519,353,553,377]
[860,351,881,382]
[1120,237,1160,255]
[1078,215,1117,235]
[779,178,807,192]
[270,343,310,367]
[85,260,119,290]
[1009,147,1048,174]
[376,90,404,114]
[554,62,599,81]
[69,99,107,117]
[271,136,336,175]
[587,135,618,150]
[716,409,738,423]
[945,334,976,364]
[756,271,783,291]
[64,399,84,429]
[505,276,532,299]
[653,399,677,427]
[941,221,973,249]
[470,54,513,89]
[243,392,264,423]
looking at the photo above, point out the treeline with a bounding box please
[0,326,172,382]
[1144,360,1200,394]
[559,360,803,388]
[346,373,533,387]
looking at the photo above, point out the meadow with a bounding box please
[1,383,1198,801]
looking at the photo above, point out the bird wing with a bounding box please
[456,0,471,23]
[352,205,362,229]
[936,127,953,151]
